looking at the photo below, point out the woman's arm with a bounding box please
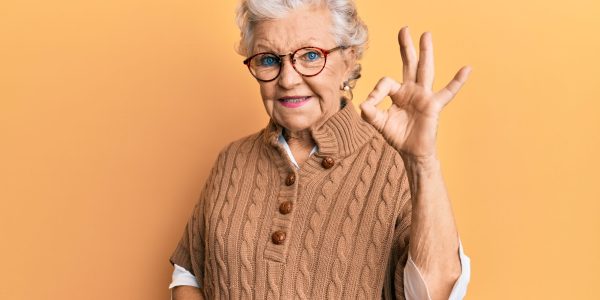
[359,26,471,300]
[403,154,461,300]
[171,286,205,300]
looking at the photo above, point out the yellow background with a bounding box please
[1,0,599,299]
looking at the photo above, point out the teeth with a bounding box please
[281,97,308,103]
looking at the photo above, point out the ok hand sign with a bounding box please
[360,26,472,159]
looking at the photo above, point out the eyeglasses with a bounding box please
[243,46,347,82]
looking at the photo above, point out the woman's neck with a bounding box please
[283,128,315,149]
[283,128,315,166]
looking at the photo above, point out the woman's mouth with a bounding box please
[278,96,311,108]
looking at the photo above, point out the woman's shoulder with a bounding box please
[214,128,269,160]
[201,129,268,187]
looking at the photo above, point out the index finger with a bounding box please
[398,26,418,83]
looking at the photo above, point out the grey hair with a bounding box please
[235,0,368,87]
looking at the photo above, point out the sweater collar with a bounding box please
[263,100,377,158]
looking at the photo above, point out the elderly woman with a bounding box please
[169,0,472,299]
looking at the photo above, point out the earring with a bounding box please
[340,80,353,101]
[340,81,350,91]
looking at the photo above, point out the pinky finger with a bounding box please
[437,65,472,107]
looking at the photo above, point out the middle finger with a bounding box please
[416,31,434,89]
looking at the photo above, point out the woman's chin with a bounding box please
[275,117,316,133]
[267,101,328,132]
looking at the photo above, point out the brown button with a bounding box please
[321,157,335,169]
[285,173,296,186]
[271,230,286,245]
[279,201,293,214]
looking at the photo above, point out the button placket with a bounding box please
[264,167,298,261]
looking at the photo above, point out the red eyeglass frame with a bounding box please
[242,45,348,82]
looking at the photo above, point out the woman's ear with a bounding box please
[342,46,358,80]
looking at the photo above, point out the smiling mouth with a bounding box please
[277,96,311,108]
[279,96,311,103]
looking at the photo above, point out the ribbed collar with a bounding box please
[262,101,377,158]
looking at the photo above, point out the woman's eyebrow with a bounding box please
[253,43,276,53]
[253,38,323,54]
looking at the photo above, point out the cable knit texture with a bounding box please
[170,102,413,299]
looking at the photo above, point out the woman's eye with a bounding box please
[303,51,321,61]
[259,55,278,67]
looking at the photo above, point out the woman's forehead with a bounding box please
[250,6,335,54]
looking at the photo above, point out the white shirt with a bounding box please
[169,132,471,299]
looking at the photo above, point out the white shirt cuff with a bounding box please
[169,264,200,289]
[404,237,471,300]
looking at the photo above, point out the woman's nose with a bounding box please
[277,56,303,89]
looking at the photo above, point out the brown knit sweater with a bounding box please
[170,102,413,299]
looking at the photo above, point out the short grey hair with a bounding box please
[235,0,368,86]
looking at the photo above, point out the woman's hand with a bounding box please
[360,26,471,159]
